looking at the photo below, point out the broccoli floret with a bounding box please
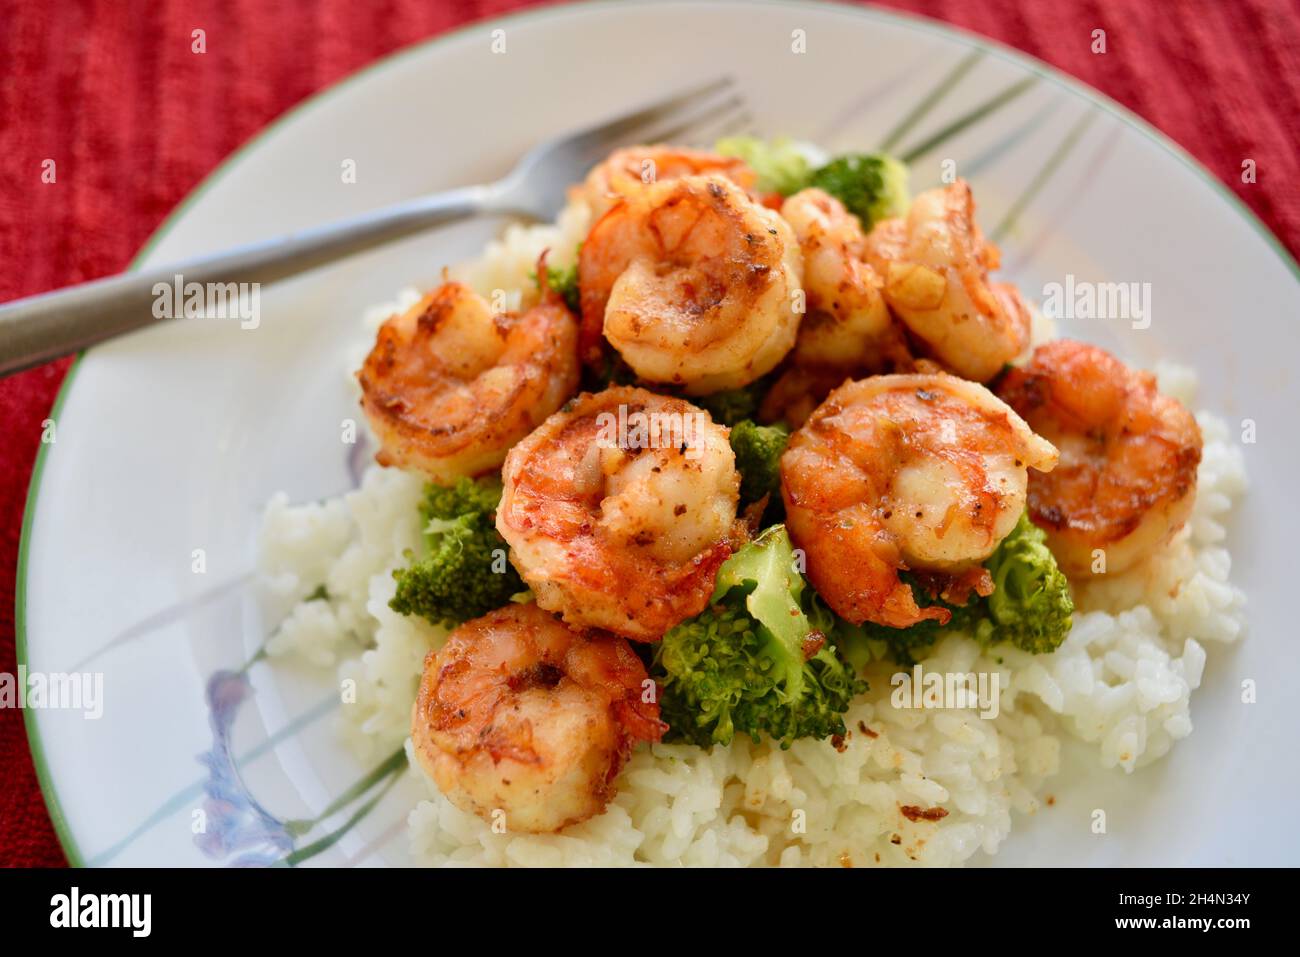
[694,370,782,428]
[808,152,910,230]
[389,478,524,628]
[582,349,639,392]
[851,578,981,666]
[697,389,755,426]
[543,261,580,314]
[654,525,866,749]
[983,511,1074,654]
[711,139,911,228]
[715,135,812,195]
[531,247,581,313]
[729,419,788,520]
[840,511,1073,663]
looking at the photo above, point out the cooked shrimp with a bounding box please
[357,276,579,482]
[758,327,915,431]
[878,180,1030,381]
[497,386,742,641]
[412,603,663,834]
[996,340,1202,577]
[781,373,1058,628]
[759,366,854,431]
[780,188,893,366]
[578,174,803,391]
[579,145,756,220]
[861,216,908,277]
[750,191,914,430]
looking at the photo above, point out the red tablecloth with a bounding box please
[3,0,1298,868]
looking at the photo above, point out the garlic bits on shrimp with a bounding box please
[496,386,744,642]
[781,373,1058,629]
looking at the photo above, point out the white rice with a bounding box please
[256,205,1247,867]
[450,200,590,309]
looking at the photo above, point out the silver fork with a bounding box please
[0,77,747,377]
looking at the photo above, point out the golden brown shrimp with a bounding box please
[755,192,923,431]
[781,373,1058,628]
[412,603,664,834]
[780,188,893,366]
[757,328,916,431]
[758,366,855,431]
[861,216,908,277]
[497,386,743,641]
[579,144,757,220]
[996,340,1202,577]
[578,174,803,392]
[878,180,1030,381]
[356,277,579,482]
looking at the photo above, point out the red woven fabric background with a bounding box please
[2,0,1298,868]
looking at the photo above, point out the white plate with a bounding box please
[19,0,1300,867]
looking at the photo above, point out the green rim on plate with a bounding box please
[16,0,1299,868]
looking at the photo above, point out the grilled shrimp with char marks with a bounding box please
[412,603,663,834]
[497,386,743,641]
[357,277,579,482]
[578,174,803,392]
[996,339,1202,577]
[781,373,1058,628]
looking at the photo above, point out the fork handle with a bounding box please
[0,183,501,377]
